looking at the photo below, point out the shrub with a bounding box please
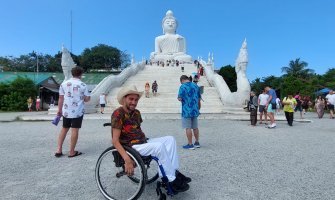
[0,77,37,111]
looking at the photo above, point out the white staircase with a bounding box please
[105,64,225,114]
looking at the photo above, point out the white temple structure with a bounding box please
[234,38,251,104]
[50,10,251,115]
[61,46,75,82]
[150,10,192,63]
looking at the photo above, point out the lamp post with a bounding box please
[36,54,39,75]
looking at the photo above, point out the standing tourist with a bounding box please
[275,97,282,115]
[315,95,325,119]
[54,66,91,158]
[145,82,150,98]
[282,93,297,126]
[301,96,310,114]
[294,92,303,119]
[50,96,55,107]
[152,80,158,96]
[265,86,277,129]
[178,75,201,149]
[111,85,191,192]
[326,90,335,119]
[27,97,33,112]
[99,93,107,114]
[35,96,41,111]
[258,90,269,125]
[249,91,258,126]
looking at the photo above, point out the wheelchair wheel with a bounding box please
[128,158,159,184]
[95,146,146,200]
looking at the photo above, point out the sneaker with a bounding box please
[176,170,192,183]
[182,144,195,150]
[267,123,276,129]
[171,176,190,193]
[194,142,201,148]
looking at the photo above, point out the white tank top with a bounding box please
[99,95,106,104]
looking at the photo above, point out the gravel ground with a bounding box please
[1,112,335,200]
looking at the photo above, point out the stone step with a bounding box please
[98,63,226,114]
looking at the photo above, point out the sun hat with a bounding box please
[117,85,143,105]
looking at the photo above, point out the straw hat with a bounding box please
[117,85,143,105]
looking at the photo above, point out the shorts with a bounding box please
[100,104,105,108]
[152,89,157,93]
[63,116,84,128]
[328,104,334,111]
[267,103,275,113]
[259,105,267,113]
[294,105,302,112]
[182,117,198,129]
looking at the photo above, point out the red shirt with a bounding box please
[111,107,147,146]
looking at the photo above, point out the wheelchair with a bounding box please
[95,123,176,200]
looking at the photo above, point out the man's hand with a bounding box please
[112,128,135,176]
[124,157,135,176]
[57,111,62,116]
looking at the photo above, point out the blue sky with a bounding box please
[1,0,334,80]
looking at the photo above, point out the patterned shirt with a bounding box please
[111,107,147,146]
[178,82,201,118]
[59,78,90,118]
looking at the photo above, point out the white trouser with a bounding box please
[132,136,179,182]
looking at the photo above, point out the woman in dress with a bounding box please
[315,95,325,119]
[36,96,41,111]
[145,82,150,98]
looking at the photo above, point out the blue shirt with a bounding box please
[268,89,277,104]
[178,82,201,118]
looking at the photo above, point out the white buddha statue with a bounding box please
[150,10,192,63]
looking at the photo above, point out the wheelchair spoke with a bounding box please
[95,147,146,200]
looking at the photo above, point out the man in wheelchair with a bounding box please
[111,85,191,193]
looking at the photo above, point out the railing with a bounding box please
[84,61,146,113]
[199,59,234,106]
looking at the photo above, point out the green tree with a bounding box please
[250,78,264,94]
[321,68,335,89]
[281,58,314,78]
[262,76,282,89]
[0,56,12,70]
[45,52,63,72]
[218,65,237,92]
[0,77,37,111]
[80,44,126,71]
[281,75,304,98]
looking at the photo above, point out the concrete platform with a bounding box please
[0,111,312,123]
[1,111,333,200]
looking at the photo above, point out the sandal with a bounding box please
[54,152,63,158]
[68,151,82,158]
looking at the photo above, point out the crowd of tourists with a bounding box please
[248,88,335,128]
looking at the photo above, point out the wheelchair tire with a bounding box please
[128,164,159,184]
[95,146,146,200]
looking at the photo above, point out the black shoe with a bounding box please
[171,176,190,193]
[176,170,192,183]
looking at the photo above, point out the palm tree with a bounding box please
[281,58,314,78]
[250,78,263,93]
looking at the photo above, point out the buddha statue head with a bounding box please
[162,10,178,34]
